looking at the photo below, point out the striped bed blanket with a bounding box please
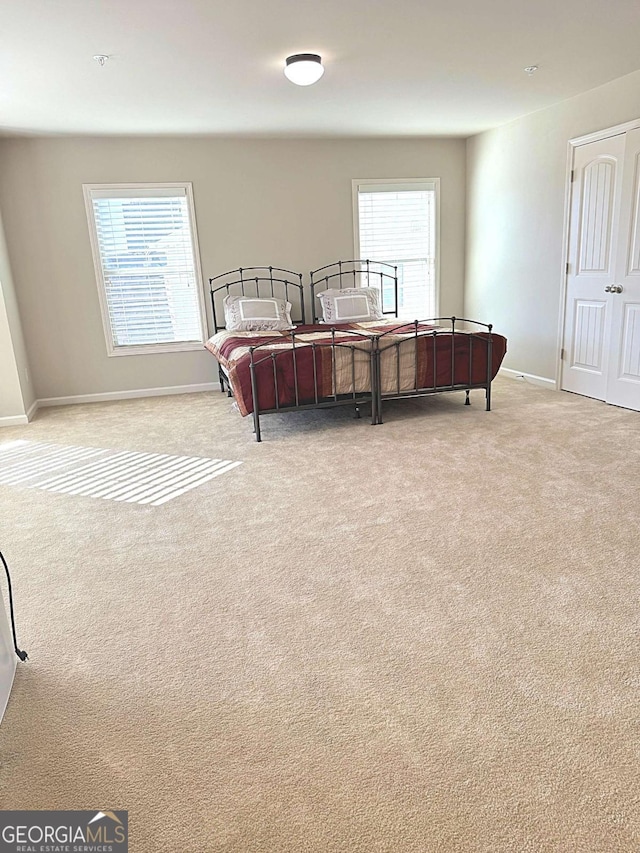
[205,321,507,416]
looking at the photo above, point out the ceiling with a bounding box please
[2,0,640,137]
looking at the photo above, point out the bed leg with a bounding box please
[486,383,492,411]
[371,350,381,425]
[218,366,225,394]
[253,409,262,442]
[354,405,361,419]
[465,389,471,406]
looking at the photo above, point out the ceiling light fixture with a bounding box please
[524,65,539,76]
[284,54,324,86]
[93,54,110,67]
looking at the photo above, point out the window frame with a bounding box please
[352,177,441,319]
[83,181,208,357]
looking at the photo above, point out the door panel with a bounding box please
[571,300,606,371]
[620,304,640,379]
[562,135,625,400]
[607,128,640,410]
[578,159,615,273]
[627,155,640,274]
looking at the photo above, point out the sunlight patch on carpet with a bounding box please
[0,440,242,505]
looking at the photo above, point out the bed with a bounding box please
[207,266,306,400]
[373,318,504,423]
[206,262,507,440]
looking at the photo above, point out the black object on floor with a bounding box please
[0,550,28,662]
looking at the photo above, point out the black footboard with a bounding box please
[374,318,500,424]
[247,330,378,442]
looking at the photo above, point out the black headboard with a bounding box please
[208,267,305,333]
[309,260,398,323]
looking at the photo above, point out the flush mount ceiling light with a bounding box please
[524,65,539,76]
[284,54,324,86]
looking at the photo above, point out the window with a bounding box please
[353,179,439,319]
[84,183,206,355]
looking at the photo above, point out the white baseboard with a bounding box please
[0,414,29,427]
[499,367,557,390]
[37,382,219,408]
[0,398,38,427]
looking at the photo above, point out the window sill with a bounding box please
[107,341,205,357]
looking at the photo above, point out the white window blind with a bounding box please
[356,181,437,319]
[84,184,205,354]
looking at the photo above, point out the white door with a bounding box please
[562,134,626,400]
[606,127,640,410]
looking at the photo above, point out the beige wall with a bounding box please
[3,73,640,404]
[0,290,25,420]
[466,69,640,382]
[0,206,33,420]
[0,136,466,400]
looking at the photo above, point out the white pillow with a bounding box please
[316,287,383,324]
[223,295,294,332]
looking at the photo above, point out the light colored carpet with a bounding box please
[0,378,638,852]
[0,440,241,505]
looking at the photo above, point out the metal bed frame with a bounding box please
[207,263,499,441]
[373,318,495,425]
[208,262,400,440]
[310,259,399,321]
[247,328,378,442]
[208,267,305,397]
[243,261,401,440]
